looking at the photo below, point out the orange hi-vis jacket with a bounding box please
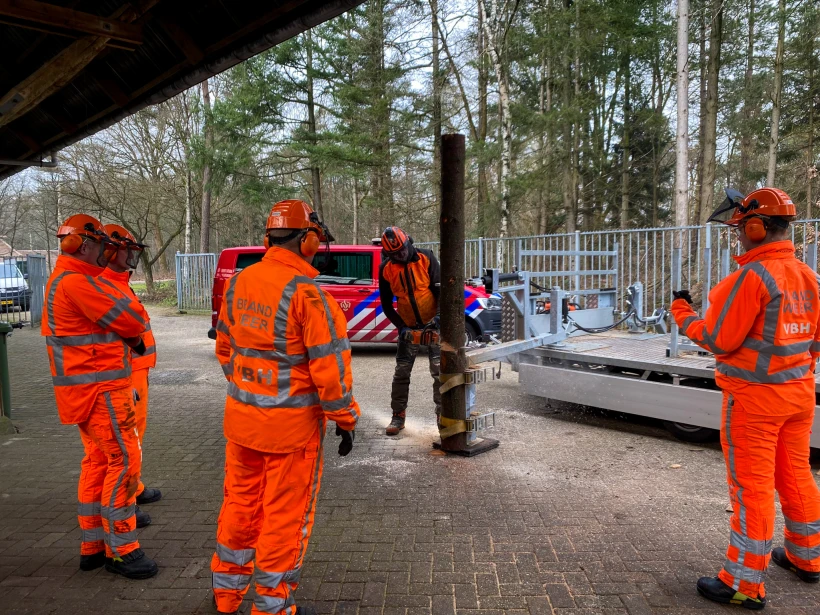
[671,241,820,414]
[42,255,147,424]
[378,248,440,328]
[215,247,360,453]
[99,268,157,371]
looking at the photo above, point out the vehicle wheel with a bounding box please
[465,321,480,345]
[663,421,718,443]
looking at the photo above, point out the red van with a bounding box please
[208,244,501,343]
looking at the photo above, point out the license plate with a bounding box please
[0,300,12,305]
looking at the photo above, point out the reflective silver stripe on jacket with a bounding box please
[81,527,105,543]
[78,501,101,516]
[785,540,820,563]
[101,504,135,522]
[227,382,319,409]
[47,332,122,346]
[729,530,771,557]
[94,276,146,325]
[785,516,820,537]
[212,572,252,590]
[52,366,132,387]
[253,592,296,614]
[255,567,302,588]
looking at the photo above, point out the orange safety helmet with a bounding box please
[104,224,147,268]
[708,187,796,242]
[264,199,334,258]
[381,226,414,263]
[56,214,108,254]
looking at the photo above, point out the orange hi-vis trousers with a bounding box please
[77,387,142,558]
[132,368,149,496]
[719,393,820,598]
[211,433,324,615]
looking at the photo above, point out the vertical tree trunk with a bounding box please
[808,59,815,219]
[140,251,155,296]
[153,211,169,273]
[199,78,213,253]
[694,8,707,224]
[620,51,631,229]
[431,0,442,210]
[539,14,552,236]
[739,0,755,193]
[675,0,690,236]
[697,0,722,223]
[306,29,324,219]
[574,0,585,230]
[184,169,192,252]
[767,0,786,186]
[477,8,489,235]
[561,0,575,233]
[353,178,359,245]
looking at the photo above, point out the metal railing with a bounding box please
[0,255,47,326]
[176,252,217,312]
[417,219,820,314]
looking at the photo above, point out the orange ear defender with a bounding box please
[300,230,321,257]
[264,235,270,249]
[60,234,85,254]
[744,217,767,242]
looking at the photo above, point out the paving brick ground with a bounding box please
[2,306,820,614]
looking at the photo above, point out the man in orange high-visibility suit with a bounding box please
[671,187,820,610]
[378,226,441,435]
[211,199,360,615]
[100,224,162,517]
[43,214,158,579]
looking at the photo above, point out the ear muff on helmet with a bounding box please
[60,234,85,254]
[744,217,767,242]
[300,230,321,258]
[264,235,270,249]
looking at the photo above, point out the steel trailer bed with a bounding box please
[516,332,820,447]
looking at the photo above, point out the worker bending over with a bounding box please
[671,187,820,610]
[211,199,359,615]
[100,225,162,520]
[378,226,441,435]
[43,215,157,579]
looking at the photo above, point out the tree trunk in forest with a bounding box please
[808,58,815,219]
[767,0,785,186]
[140,251,155,295]
[431,0,442,210]
[184,169,192,252]
[353,178,359,245]
[575,1,585,230]
[539,29,552,235]
[306,29,324,219]
[153,211,168,273]
[620,51,630,229]
[200,78,213,253]
[694,8,707,224]
[369,0,393,227]
[739,0,755,194]
[477,8,489,235]
[478,0,512,249]
[561,0,575,233]
[675,0,689,235]
[697,0,722,224]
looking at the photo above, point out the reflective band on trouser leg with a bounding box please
[81,389,142,558]
[212,441,266,614]
[77,425,106,555]
[131,368,150,496]
[718,395,780,599]
[252,427,324,615]
[775,408,820,573]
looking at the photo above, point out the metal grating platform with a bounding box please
[522,331,820,391]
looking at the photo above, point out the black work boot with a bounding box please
[105,548,159,579]
[296,606,317,615]
[79,551,107,571]
[135,506,151,528]
[136,487,162,505]
[696,577,766,610]
[385,412,405,436]
[772,547,820,583]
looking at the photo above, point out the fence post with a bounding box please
[175,252,183,311]
[478,237,484,274]
[574,231,581,292]
[0,321,12,424]
[515,239,522,271]
[720,248,730,280]
[703,223,712,314]
[807,243,818,273]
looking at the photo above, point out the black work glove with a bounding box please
[132,339,147,355]
[336,425,354,456]
[672,290,693,304]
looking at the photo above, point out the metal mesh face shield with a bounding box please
[707,188,748,225]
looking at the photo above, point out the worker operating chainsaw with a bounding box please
[378,226,442,436]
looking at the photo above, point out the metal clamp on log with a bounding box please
[439,363,501,395]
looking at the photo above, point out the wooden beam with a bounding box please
[6,126,40,152]
[0,0,143,45]
[157,17,204,64]
[90,73,130,107]
[41,104,79,134]
[0,0,158,128]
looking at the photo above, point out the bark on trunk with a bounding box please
[694,8,707,224]
[199,78,213,253]
[431,0,442,210]
[306,29,324,219]
[184,169,192,253]
[739,0,755,194]
[620,51,631,230]
[767,0,785,186]
[561,0,575,233]
[477,8,489,235]
[675,0,689,237]
[697,1,722,224]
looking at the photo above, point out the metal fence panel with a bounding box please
[26,255,47,326]
[0,257,32,325]
[176,253,217,312]
[416,218,820,315]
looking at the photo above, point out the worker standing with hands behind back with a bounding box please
[211,199,359,615]
[378,226,442,435]
[43,214,157,579]
[100,224,162,521]
[671,187,820,610]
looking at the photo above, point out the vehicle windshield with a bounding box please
[314,253,373,285]
[0,262,23,280]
